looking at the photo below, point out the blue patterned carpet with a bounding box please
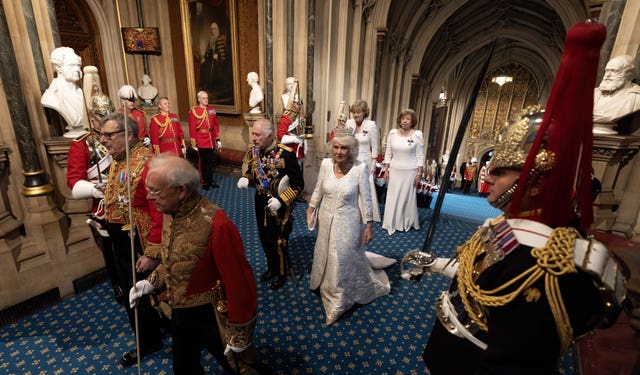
[0,174,576,374]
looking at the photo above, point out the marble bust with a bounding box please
[593,55,640,134]
[281,76,296,111]
[247,72,264,114]
[137,74,158,105]
[41,46,85,138]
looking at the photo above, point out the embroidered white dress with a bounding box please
[309,159,394,325]
[347,118,381,222]
[382,129,424,235]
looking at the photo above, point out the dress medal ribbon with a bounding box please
[253,146,270,191]
[482,216,518,267]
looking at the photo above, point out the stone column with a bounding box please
[0,3,53,196]
[265,0,273,118]
[371,30,385,120]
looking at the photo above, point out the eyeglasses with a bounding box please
[146,185,179,198]
[99,130,125,139]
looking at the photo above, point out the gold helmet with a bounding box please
[91,93,114,117]
[490,105,554,177]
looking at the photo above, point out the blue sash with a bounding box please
[253,146,270,190]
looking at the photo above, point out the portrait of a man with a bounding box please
[190,1,235,107]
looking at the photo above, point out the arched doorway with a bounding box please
[54,0,108,95]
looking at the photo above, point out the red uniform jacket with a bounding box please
[119,108,147,139]
[277,113,304,158]
[150,112,184,156]
[188,105,219,148]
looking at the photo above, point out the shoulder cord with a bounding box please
[457,226,577,354]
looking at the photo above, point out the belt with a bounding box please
[506,218,624,303]
[160,138,178,142]
[436,291,488,350]
[197,128,214,133]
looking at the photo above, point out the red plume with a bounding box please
[509,22,606,231]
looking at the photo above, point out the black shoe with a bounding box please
[270,276,286,290]
[259,271,275,282]
[210,182,220,188]
[119,343,163,367]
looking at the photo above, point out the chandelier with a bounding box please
[491,75,513,87]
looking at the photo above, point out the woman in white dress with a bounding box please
[382,109,424,235]
[345,100,381,222]
[306,135,394,325]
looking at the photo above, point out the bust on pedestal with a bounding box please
[593,55,640,135]
[247,72,264,114]
[41,47,85,138]
[138,74,158,106]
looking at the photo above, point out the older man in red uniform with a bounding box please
[131,154,261,374]
[100,111,164,367]
[188,90,221,189]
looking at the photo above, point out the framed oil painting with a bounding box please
[180,0,241,114]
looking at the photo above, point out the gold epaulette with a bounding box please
[73,132,90,142]
[278,144,293,153]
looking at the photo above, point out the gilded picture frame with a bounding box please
[181,0,241,114]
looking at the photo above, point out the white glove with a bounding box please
[216,139,222,149]
[237,177,249,189]
[224,343,248,355]
[427,257,459,279]
[281,135,302,145]
[72,179,104,199]
[143,137,151,147]
[192,145,198,151]
[267,197,282,213]
[129,280,154,308]
[181,147,187,155]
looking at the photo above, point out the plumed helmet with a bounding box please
[91,94,114,117]
[118,85,137,101]
[489,105,553,175]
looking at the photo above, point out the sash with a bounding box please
[253,147,270,191]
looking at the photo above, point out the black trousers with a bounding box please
[254,193,292,277]
[172,304,234,374]
[105,222,163,351]
[198,147,217,186]
[89,225,122,302]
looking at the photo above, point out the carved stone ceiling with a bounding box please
[384,0,588,97]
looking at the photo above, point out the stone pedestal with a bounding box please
[243,112,266,127]
[592,134,640,231]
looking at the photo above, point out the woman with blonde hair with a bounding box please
[345,99,381,221]
[307,134,394,325]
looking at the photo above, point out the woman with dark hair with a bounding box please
[382,109,424,235]
[306,135,394,325]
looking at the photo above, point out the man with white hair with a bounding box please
[593,55,640,125]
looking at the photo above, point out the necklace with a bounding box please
[334,162,351,174]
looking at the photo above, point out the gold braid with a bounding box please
[457,226,578,354]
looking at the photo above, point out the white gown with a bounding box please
[347,118,381,222]
[382,129,424,235]
[309,159,394,325]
